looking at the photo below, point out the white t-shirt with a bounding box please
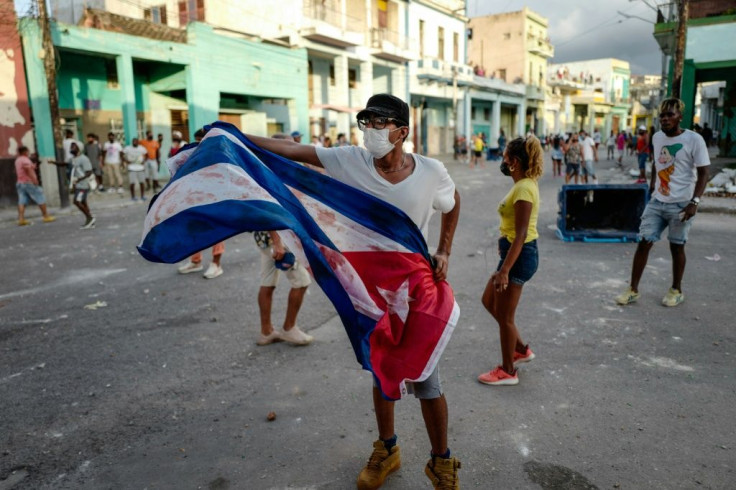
[315,145,456,240]
[652,129,710,203]
[63,138,83,163]
[581,136,596,161]
[103,141,123,164]
[593,131,602,144]
[123,145,147,171]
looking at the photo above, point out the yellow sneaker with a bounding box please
[662,288,684,307]
[18,219,31,226]
[615,287,640,305]
[425,456,461,489]
[356,440,400,490]
[42,215,56,223]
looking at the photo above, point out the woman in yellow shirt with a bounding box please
[478,136,543,386]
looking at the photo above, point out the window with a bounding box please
[178,0,204,26]
[499,68,506,82]
[483,108,490,120]
[329,65,335,86]
[419,20,425,58]
[529,61,533,85]
[377,0,388,28]
[348,68,357,89]
[453,32,459,63]
[438,27,444,60]
[105,59,119,89]
[503,32,510,40]
[144,4,167,25]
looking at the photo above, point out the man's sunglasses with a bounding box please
[357,116,405,131]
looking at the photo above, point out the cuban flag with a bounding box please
[138,122,459,400]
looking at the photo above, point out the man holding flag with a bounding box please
[244,94,461,489]
[139,94,461,489]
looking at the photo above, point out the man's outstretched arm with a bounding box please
[245,134,322,168]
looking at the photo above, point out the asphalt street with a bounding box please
[1,151,734,490]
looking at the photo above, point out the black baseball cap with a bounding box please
[357,94,410,127]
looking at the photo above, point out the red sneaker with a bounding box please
[477,366,518,386]
[513,345,535,364]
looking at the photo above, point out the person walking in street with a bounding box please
[616,131,626,168]
[615,98,710,308]
[15,146,55,226]
[243,93,462,489]
[564,133,583,184]
[635,125,650,183]
[103,132,125,194]
[253,231,313,346]
[477,136,542,387]
[69,142,96,229]
[84,133,105,192]
[470,133,484,169]
[551,134,563,178]
[140,130,161,192]
[580,130,598,184]
[606,131,616,160]
[123,138,148,202]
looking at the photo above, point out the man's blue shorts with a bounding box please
[639,199,693,245]
[16,183,46,206]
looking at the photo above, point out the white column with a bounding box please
[564,94,571,132]
[491,97,501,147]
[334,53,350,135]
[359,60,373,107]
[517,101,526,138]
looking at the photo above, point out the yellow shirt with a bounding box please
[498,178,539,242]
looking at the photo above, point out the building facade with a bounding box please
[547,58,631,137]
[467,7,553,137]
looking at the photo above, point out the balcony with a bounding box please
[526,34,554,58]
[370,27,415,63]
[526,85,545,101]
[414,59,474,86]
[300,0,365,48]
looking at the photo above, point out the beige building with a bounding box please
[467,7,553,135]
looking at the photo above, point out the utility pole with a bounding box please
[672,0,689,99]
[38,0,68,207]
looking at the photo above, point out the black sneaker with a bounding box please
[81,217,96,229]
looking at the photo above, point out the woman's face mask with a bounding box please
[363,127,402,159]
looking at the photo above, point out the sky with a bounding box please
[467,0,667,75]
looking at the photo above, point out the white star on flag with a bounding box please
[376,278,413,324]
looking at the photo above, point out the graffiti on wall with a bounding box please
[0,25,34,158]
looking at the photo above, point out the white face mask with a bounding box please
[363,128,401,159]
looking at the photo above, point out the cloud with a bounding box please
[467,0,664,75]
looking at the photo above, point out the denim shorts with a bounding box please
[638,199,693,245]
[582,159,596,177]
[16,182,46,206]
[637,152,649,170]
[498,237,538,285]
[566,162,580,176]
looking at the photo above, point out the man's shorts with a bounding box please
[259,248,311,288]
[128,169,146,185]
[617,148,624,158]
[637,153,649,170]
[73,187,89,203]
[473,150,482,158]
[144,159,158,180]
[582,159,596,177]
[16,182,46,206]
[566,162,580,176]
[498,237,538,285]
[374,364,443,400]
[639,199,693,245]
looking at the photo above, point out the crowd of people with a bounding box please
[13,93,710,489]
